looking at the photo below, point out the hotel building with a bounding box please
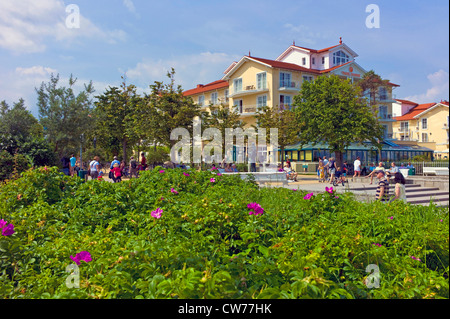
[183,39,434,163]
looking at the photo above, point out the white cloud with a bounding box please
[404,69,449,104]
[123,0,136,13]
[125,52,239,91]
[0,0,126,54]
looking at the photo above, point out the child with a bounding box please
[335,167,344,186]
[111,163,122,183]
[318,161,325,183]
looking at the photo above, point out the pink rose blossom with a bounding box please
[247,203,264,216]
[70,251,92,265]
[303,193,313,200]
[151,207,163,219]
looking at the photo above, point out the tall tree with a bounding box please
[356,70,390,112]
[255,105,301,167]
[36,74,95,158]
[93,77,141,162]
[145,68,203,149]
[293,74,383,167]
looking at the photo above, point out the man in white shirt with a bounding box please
[353,156,361,178]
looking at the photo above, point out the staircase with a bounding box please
[350,183,449,206]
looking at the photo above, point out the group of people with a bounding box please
[374,167,407,203]
[317,156,348,185]
[277,160,299,181]
[108,153,148,182]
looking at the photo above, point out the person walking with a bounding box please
[328,157,336,184]
[393,172,407,203]
[322,156,329,181]
[353,156,361,179]
[129,156,138,178]
[69,154,77,177]
[89,156,100,180]
[375,170,390,203]
[111,163,122,183]
[141,152,147,171]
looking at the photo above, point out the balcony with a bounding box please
[230,82,269,98]
[234,105,262,116]
[279,81,300,91]
[378,113,394,121]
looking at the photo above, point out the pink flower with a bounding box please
[389,216,394,220]
[70,251,92,265]
[410,256,421,262]
[217,173,222,176]
[210,178,215,183]
[151,207,163,219]
[247,203,264,216]
[170,188,178,194]
[372,243,382,247]
[303,193,313,200]
[325,186,333,194]
[0,220,14,236]
[159,170,165,173]
[183,172,190,177]
[292,189,298,191]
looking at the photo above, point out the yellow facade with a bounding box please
[392,102,449,156]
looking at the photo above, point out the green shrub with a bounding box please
[0,168,448,299]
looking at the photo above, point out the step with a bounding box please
[407,195,449,205]
[406,191,449,198]
[349,184,423,192]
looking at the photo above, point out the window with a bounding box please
[322,57,325,64]
[378,105,388,119]
[256,72,267,90]
[198,95,204,107]
[312,57,315,65]
[280,95,292,110]
[332,50,350,65]
[234,99,243,113]
[257,95,267,109]
[378,87,387,100]
[302,57,306,65]
[233,78,242,93]
[302,75,313,82]
[400,122,409,132]
[224,90,229,102]
[422,118,428,130]
[279,72,291,88]
[211,92,218,105]
[422,133,428,142]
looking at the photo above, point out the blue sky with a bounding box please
[0,0,448,116]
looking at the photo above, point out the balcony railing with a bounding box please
[231,82,268,97]
[234,105,263,115]
[378,113,393,120]
[279,81,300,90]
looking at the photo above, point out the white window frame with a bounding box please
[279,72,292,88]
[332,50,350,65]
[198,95,205,107]
[234,99,243,113]
[211,92,218,105]
[279,94,292,110]
[422,132,428,142]
[422,118,428,130]
[224,89,229,102]
[302,75,313,82]
[400,121,409,132]
[256,72,267,90]
[302,57,306,65]
[322,56,325,64]
[257,95,267,109]
[233,78,243,93]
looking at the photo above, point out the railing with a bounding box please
[233,82,268,96]
[279,81,300,90]
[234,105,261,115]
[378,113,393,120]
[407,161,449,175]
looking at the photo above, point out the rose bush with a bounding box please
[0,166,448,299]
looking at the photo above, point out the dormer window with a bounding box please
[302,57,306,65]
[332,50,350,65]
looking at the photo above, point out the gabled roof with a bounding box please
[395,99,418,105]
[276,41,359,62]
[183,80,228,96]
[394,103,437,121]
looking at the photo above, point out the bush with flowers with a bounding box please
[0,166,448,299]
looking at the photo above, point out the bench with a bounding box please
[223,172,288,186]
[423,167,449,176]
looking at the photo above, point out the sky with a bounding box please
[0,0,448,116]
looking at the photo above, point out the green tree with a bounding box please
[144,68,203,149]
[255,105,300,167]
[93,77,141,162]
[36,74,95,158]
[293,74,383,167]
[356,70,390,111]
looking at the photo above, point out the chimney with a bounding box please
[196,84,204,88]
[339,37,342,44]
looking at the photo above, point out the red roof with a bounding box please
[292,44,341,53]
[394,103,436,121]
[395,99,418,105]
[183,80,229,96]
[248,56,353,74]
